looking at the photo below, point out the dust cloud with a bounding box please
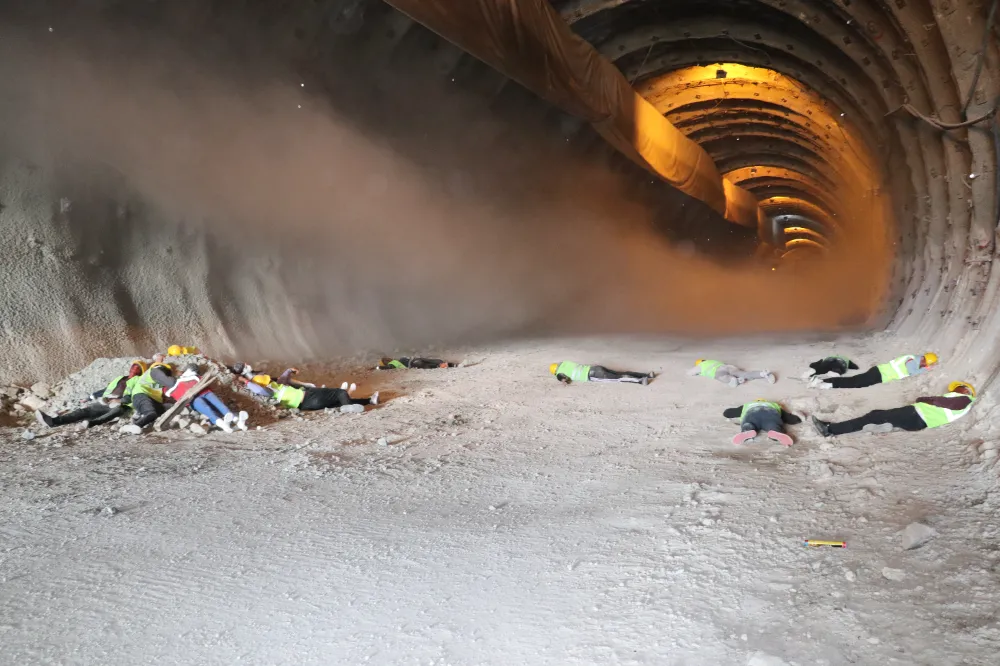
[0,19,892,379]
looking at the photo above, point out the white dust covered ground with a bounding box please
[2,338,999,665]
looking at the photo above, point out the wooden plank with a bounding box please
[153,368,219,432]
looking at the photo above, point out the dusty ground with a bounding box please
[2,337,999,666]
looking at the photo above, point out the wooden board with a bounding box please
[153,368,219,432]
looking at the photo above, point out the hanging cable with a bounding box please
[892,101,998,130]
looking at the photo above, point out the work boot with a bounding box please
[214,418,233,433]
[732,429,757,446]
[812,415,832,437]
[641,376,649,386]
[35,411,55,428]
[236,411,249,431]
[369,391,379,406]
[728,377,739,388]
[766,430,793,447]
[763,370,776,384]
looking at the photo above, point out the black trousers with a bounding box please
[131,394,164,427]
[52,403,125,427]
[589,366,649,383]
[826,366,882,389]
[299,387,369,411]
[829,405,926,435]
[809,358,856,376]
[741,407,784,433]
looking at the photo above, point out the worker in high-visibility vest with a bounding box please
[687,359,775,387]
[722,399,802,447]
[376,357,456,370]
[801,356,860,380]
[812,381,975,437]
[550,361,654,385]
[35,360,147,430]
[809,353,937,389]
[246,374,378,413]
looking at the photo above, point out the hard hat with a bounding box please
[695,359,705,365]
[549,363,558,375]
[129,360,148,373]
[923,352,939,365]
[167,345,183,356]
[948,381,976,398]
[149,361,173,373]
[251,374,272,386]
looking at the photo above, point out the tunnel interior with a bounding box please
[0,0,997,394]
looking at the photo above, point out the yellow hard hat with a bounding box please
[149,361,173,373]
[251,374,272,386]
[129,360,148,373]
[167,345,183,356]
[549,363,558,375]
[923,352,938,365]
[948,381,975,398]
[695,359,705,365]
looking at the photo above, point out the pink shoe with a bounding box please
[732,430,757,445]
[766,430,793,447]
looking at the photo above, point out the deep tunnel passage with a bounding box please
[0,0,997,402]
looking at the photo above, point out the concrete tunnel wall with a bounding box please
[0,0,998,393]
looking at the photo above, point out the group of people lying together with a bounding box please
[35,352,455,434]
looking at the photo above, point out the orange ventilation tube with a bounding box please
[384,0,760,228]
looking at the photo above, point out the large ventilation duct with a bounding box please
[383,0,761,227]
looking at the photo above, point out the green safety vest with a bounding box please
[877,355,915,383]
[913,393,974,429]
[556,361,591,382]
[126,372,164,402]
[698,360,725,378]
[103,375,127,398]
[271,382,305,409]
[740,401,781,419]
[388,360,406,369]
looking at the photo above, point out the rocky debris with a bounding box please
[881,567,906,582]
[21,429,35,440]
[902,522,937,550]
[120,424,143,435]
[176,417,192,430]
[189,423,208,435]
[1,385,23,400]
[30,382,53,399]
[18,394,46,412]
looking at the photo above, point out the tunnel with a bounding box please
[0,0,997,390]
[3,2,1000,663]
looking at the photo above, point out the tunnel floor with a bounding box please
[3,338,998,664]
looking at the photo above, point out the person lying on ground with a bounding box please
[245,374,377,413]
[376,357,456,370]
[36,360,147,429]
[809,352,937,389]
[687,359,776,387]
[723,399,801,447]
[550,361,654,385]
[162,363,248,432]
[801,356,860,380]
[124,360,171,428]
[812,381,975,437]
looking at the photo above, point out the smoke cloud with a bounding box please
[0,14,891,380]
